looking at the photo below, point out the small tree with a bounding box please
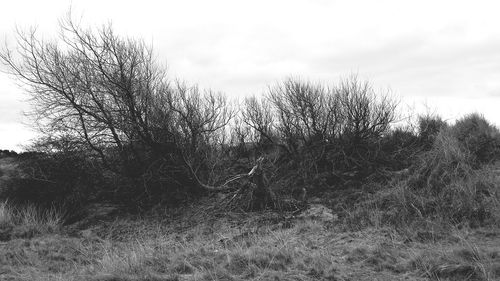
[0,15,236,203]
[336,77,397,145]
[242,77,399,192]
[267,78,332,152]
[452,113,500,164]
[242,96,278,152]
[1,17,171,173]
[417,114,447,150]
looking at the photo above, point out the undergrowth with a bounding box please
[2,214,499,281]
[0,201,62,240]
[344,114,500,232]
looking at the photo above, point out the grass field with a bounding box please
[0,198,499,281]
[1,114,500,280]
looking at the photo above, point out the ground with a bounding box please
[1,197,499,281]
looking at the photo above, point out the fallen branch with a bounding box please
[182,153,264,192]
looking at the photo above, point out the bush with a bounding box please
[380,167,498,228]
[2,150,107,211]
[451,113,500,164]
[1,16,234,203]
[249,76,400,191]
[417,114,447,150]
[350,122,500,228]
[379,126,421,171]
[409,128,474,191]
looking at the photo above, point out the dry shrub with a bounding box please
[348,114,500,229]
[408,128,474,192]
[242,76,400,196]
[2,151,107,211]
[452,113,500,165]
[418,114,448,150]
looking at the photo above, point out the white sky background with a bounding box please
[1,0,500,150]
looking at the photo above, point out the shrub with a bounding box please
[1,15,235,204]
[451,113,500,164]
[251,76,400,191]
[417,114,447,150]
[351,123,500,228]
[409,128,474,192]
[2,150,107,211]
[379,126,420,172]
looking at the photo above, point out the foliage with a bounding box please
[0,13,403,204]
[2,148,107,211]
[240,76,399,195]
[379,126,421,171]
[417,114,448,150]
[0,15,235,204]
[348,123,500,229]
[452,113,500,165]
[2,13,500,217]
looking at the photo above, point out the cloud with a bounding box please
[0,123,35,151]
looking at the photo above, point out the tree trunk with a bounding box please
[247,157,276,210]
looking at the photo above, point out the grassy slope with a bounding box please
[1,199,499,281]
[1,149,499,281]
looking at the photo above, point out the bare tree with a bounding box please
[168,82,235,185]
[242,76,399,187]
[267,78,334,152]
[336,76,397,144]
[1,17,173,172]
[0,15,241,200]
[242,96,277,149]
[230,117,253,158]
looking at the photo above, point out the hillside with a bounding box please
[1,21,500,279]
[2,112,500,280]
[0,196,499,281]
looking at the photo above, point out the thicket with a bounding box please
[0,16,404,209]
[4,149,105,212]
[350,113,500,229]
[238,77,407,196]
[1,16,499,222]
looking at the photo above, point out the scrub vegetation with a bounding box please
[0,15,499,281]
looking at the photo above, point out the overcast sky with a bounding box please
[1,0,500,151]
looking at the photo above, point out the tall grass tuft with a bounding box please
[0,200,14,226]
[16,204,63,233]
[0,200,63,235]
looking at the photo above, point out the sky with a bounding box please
[1,0,500,151]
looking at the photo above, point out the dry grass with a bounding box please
[0,201,62,242]
[84,220,337,281]
[408,232,500,281]
[0,200,14,226]
[342,124,500,232]
[2,119,500,281]
[1,203,499,281]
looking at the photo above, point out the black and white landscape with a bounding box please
[1,1,499,280]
